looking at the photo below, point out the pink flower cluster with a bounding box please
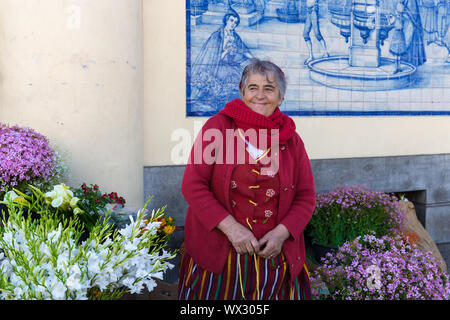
[316,185,404,230]
[311,234,450,300]
[0,124,56,191]
[307,185,405,247]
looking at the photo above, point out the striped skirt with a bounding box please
[178,250,311,300]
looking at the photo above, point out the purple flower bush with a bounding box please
[0,123,56,194]
[310,234,450,300]
[306,185,404,247]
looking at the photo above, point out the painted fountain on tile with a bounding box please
[309,0,416,91]
[186,0,450,116]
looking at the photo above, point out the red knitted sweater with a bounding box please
[181,107,316,281]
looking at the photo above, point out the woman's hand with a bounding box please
[257,224,290,259]
[217,215,260,255]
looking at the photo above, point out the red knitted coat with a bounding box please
[181,106,316,281]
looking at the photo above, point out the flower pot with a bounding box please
[312,242,338,264]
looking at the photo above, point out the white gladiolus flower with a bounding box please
[87,255,101,275]
[2,231,13,245]
[151,271,164,280]
[136,268,148,279]
[142,221,161,233]
[66,265,84,291]
[51,281,67,300]
[124,240,138,251]
[118,224,133,238]
[39,243,50,256]
[93,275,110,291]
[143,279,157,292]
[130,281,144,295]
[47,229,61,243]
[15,230,25,245]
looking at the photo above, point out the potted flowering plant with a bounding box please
[74,183,126,213]
[310,234,450,300]
[305,185,404,262]
[72,183,126,233]
[0,123,70,221]
[0,193,176,300]
[0,124,68,197]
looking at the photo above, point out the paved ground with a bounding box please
[437,242,450,274]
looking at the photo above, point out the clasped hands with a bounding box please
[217,215,290,259]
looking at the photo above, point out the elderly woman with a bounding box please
[178,59,316,300]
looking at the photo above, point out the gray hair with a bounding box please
[239,59,287,100]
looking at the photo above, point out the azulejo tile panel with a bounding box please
[186,0,450,116]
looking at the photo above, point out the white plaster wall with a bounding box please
[0,0,144,207]
[143,0,450,166]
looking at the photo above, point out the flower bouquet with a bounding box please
[0,192,176,300]
[0,123,68,197]
[310,234,450,300]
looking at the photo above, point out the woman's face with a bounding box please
[242,72,282,117]
[225,15,239,31]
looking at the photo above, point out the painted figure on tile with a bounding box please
[398,0,427,66]
[303,0,329,65]
[436,0,450,62]
[390,0,408,73]
[419,0,439,45]
[190,9,254,112]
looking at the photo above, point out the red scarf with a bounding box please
[218,98,296,148]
